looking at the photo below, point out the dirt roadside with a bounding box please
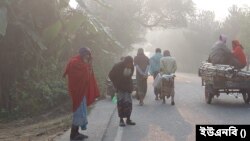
[0,105,72,141]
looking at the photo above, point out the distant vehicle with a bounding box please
[198,62,250,104]
[105,75,137,99]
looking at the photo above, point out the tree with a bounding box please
[136,0,194,28]
[83,0,194,49]
[182,10,220,72]
[0,0,195,117]
[222,5,250,70]
[0,0,121,116]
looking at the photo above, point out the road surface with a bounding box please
[102,73,250,141]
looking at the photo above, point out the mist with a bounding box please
[1,1,250,139]
[129,29,208,73]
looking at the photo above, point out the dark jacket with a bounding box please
[208,42,232,65]
[109,61,134,93]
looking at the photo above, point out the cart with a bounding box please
[198,62,250,104]
[160,74,175,105]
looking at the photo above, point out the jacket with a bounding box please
[149,53,163,75]
[208,42,232,65]
[108,61,134,93]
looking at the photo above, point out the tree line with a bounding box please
[0,0,249,119]
[182,5,250,72]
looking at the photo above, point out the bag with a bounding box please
[112,95,117,104]
[153,73,162,89]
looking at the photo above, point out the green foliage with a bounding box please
[64,12,87,34]
[20,23,48,50]
[0,0,122,119]
[85,0,144,47]
[42,21,63,44]
[13,69,68,115]
[0,0,204,119]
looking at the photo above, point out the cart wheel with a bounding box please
[205,85,213,104]
[242,92,250,104]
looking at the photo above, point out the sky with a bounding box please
[193,0,250,21]
[69,0,78,9]
[70,0,250,21]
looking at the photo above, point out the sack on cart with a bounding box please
[153,73,162,89]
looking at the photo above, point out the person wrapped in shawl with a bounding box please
[134,48,149,106]
[63,47,100,141]
[208,34,232,65]
[231,40,247,69]
[109,56,136,127]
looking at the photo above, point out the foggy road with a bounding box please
[102,72,250,141]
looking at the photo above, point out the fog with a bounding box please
[146,29,198,73]
[72,0,250,73]
[130,29,208,73]
[126,0,250,73]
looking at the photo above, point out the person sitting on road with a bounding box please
[231,40,247,69]
[159,50,177,105]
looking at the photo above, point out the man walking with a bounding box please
[160,50,177,105]
[149,48,163,100]
[134,48,150,106]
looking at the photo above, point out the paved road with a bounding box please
[102,73,250,141]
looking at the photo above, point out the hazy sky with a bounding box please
[69,0,77,9]
[69,0,250,20]
[193,0,250,21]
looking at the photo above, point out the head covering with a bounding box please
[232,40,240,46]
[120,57,125,61]
[123,56,133,65]
[163,50,170,56]
[155,48,161,53]
[219,34,227,44]
[79,47,91,57]
[137,48,144,55]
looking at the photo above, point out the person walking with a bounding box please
[149,48,163,100]
[160,50,177,105]
[134,48,149,106]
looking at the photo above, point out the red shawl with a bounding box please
[64,55,100,112]
[232,45,247,66]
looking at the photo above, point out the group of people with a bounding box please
[208,34,247,69]
[108,48,177,127]
[63,34,247,140]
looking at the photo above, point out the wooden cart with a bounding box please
[198,62,250,104]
